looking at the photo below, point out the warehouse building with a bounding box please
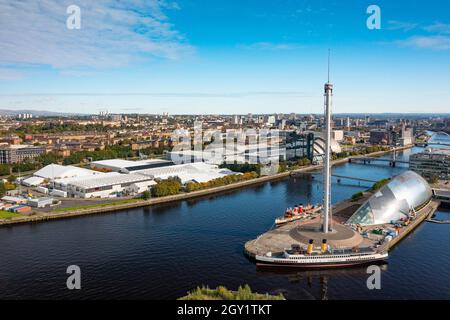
[27,197,54,208]
[30,158,238,198]
[64,172,155,198]
[134,162,236,184]
[90,159,173,173]
[22,164,102,187]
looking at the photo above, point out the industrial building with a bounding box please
[90,159,173,173]
[410,148,450,180]
[19,158,238,199]
[27,197,54,208]
[23,164,101,186]
[64,172,156,198]
[346,171,432,226]
[134,162,236,184]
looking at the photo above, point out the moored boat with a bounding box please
[275,204,323,226]
[255,244,388,268]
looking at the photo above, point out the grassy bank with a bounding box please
[179,285,284,300]
[53,198,142,212]
[0,211,21,219]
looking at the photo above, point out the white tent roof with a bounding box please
[91,159,137,169]
[34,164,99,180]
[67,173,154,190]
[134,162,238,184]
[91,158,171,170]
[22,176,45,186]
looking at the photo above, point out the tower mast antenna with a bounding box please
[328,49,331,83]
[323,50,333,233]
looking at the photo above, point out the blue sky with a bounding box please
[0,0,449,115]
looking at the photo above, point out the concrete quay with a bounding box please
[244,196,371,258]
[245,198,441,259]
[377,199,440,252]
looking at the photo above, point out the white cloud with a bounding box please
[397,35,450,50]
[1,91,310,98]
[0,0,191,71]
[424,22,450,34]
[238,42,303,51]
[387,20,417,32]
[0,68,24,80]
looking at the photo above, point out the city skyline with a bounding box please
[1,0,450,115]
[1,0,450,305]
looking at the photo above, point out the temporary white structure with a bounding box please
[22,176,45,187]
[134,162,237,184]
[34,164,100,180]
[65,173,155,198]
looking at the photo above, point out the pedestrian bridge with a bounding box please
[348,157,408,167]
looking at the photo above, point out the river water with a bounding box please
[0,146,449,300]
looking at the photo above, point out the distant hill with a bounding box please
[0,109,83,117]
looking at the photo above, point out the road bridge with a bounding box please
[348,157,408,167]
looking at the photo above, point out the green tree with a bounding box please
[351,191,364,201]
[151,178,182,197]
[0,164,10,176]
[0,181,6,197]
[370,178,390,192]
[142,190,151,200]
[219,163,261,176]
[277,163,287,173]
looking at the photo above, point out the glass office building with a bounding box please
[409,148,450,180]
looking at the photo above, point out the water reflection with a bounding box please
[0,147,449,299]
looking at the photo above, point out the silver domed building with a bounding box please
[346,171,432,226]
[313,136,342,155]
[311,136,342,163]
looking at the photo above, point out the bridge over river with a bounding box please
[348,156,408,167]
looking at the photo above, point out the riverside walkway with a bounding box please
[376,200,441,253]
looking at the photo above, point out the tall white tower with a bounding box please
[323,52,333,233]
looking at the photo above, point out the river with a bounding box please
[0,146,449,300]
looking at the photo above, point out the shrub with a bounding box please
[427,175,439,184]
[4,182,16,191]
[142,190,151,200]
[278,163,287,173]
[296,157,311,166]
[219,163,261,176]
[185,172,258,193]
[151,178,182,197]
[370,178,390,192]
[351,191,364,201]
[0,182,6,197]
[179,285,284,300]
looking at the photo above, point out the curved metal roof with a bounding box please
[313,137,342,154]
[346,171,432,226]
